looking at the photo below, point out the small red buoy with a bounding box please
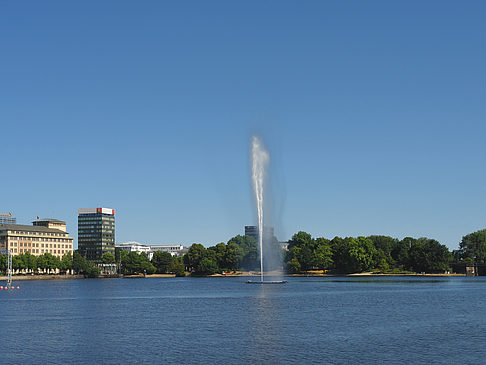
[0,286,3,290]
[3,287,8,290]
[16,287,20,290]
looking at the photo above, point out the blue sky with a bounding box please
[1,1,485,250]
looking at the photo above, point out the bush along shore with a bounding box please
[2,228,486,279]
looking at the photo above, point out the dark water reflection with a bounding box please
[0,276,485,364]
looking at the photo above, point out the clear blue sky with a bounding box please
[2,1,485,250]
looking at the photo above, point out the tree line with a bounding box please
[182,228,486,275]
[117,249,185,277]
[2,227,486,276]
[285,232,453,274]
[0,249,185,278]
[183,235,261,275]
[181,232,455,275]
[0,252,74,275]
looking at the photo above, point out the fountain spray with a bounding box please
[251,136,269,282]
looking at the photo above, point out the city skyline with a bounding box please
[2,1,486,250]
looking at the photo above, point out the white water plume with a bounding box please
[251,136,269,282]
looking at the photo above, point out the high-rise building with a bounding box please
[78,208,115,261]
[0,213,16,224]
[0,218,73,257]
[245,225,275,242]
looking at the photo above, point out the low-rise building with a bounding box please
[114,242,186,259]
[149,244,185,257]
[116,241,153,260]
[0,218,74,258]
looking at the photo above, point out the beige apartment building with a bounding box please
[0,218,74,257]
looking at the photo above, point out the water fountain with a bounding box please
[247,136,286,284]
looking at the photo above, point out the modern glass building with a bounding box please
[78,208,115,261]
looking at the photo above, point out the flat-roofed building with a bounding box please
[150,244,185,257]
[0,213,16,224]
[78,208,115,261]
[245,225,275,243]
[116,241,153,260]
[0,218,74,258]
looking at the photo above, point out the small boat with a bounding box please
[246,280,287,284]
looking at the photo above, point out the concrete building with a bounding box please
[149,244,185,257]
[0,213,16,224]
[116,241,153,260]
[78,208,115,261]
[0,218,74,258]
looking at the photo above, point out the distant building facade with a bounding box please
[0,218,73,258]
[245,225,275,243]
[78,208,115,261]
[280,241,289,251]
[115,242,185,259]
[116,241,153,260]
[150,244,185,257]
[0,213,16,224]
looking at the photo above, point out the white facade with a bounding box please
[115,242,185,259]
[149,244,184,257]
[116,241,153,260]
[78,207,115,215]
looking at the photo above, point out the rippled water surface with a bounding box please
[1,276,485,364]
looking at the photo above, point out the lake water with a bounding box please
[1,276,485,364]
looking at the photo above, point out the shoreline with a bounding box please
[0,272,467,281]
[0,274,85,281]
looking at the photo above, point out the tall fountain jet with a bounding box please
[251,136,269,282]
[248,136,286,284]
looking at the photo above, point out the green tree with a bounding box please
[408,238,452,273]
[141,259,157,275]
[391,237,414,268]
[287,231,314,250]
[0,255,6,274]
[458,229,486,263]
[122,252,155,275]
[101,252,115,264]
[331,236,376,273]
[184,244,207,272]
[122,251,142,274]
[227,235,258,270]
[211,242,228,271]
[73,251,88,274]
[23,252,37,273]
[368,235,398,267]
[170,258,186,276]
[85,264,101,278]
[196,258,219,276]
[12,254,26,272]
[313,238,333,270]
[37,254,47,273]
[373,249,389,271]
[152,251,174,274]
[61,253,73,274]
[44,253,61,273]
[287,257,301,274]
[225,242,241,271]
[286,231,316,272]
